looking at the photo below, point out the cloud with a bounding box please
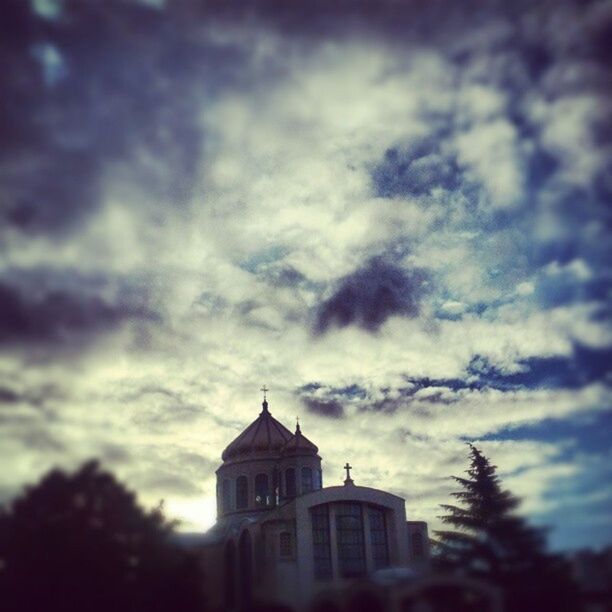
[0,271,160,346]
[301,397,345,419]
[0,0,610,551]
[454,118,525,209]
[467,345,612,391]
[372,140,461,198]
[0,0,245,237]
[314,258,429,334]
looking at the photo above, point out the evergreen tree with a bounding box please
[435,444,580,611]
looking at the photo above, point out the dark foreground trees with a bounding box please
[0,460,205,612]
[435,444,580,612]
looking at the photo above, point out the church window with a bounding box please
[255,473,269,506]
[335,502,366,578]
[314,469,322,490]
[285,468,296,497]
[412,531,424,559]
[236,476,248,509]
[279,531,292,557]
[368,506,390,569]
[222,479,231,512]
[301,467,313,493]
[272,469,279,505]
[311,504,332,581]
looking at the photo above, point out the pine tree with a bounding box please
[435,444,580,611]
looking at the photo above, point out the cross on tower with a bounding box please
[260,385,269,401]
[344,462,354,485]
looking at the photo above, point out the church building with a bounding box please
[200,393,429,610]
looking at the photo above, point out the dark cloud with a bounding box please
[314,258,429,334]
[0,274,159,345]
[0,387,20,403]
[301,397,345,418]
[296,382,368,417]
[0,0,246,236]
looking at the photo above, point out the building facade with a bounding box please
[201,396,430,610]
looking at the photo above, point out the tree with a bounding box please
[435,444,580,611]
[0,460,205,612]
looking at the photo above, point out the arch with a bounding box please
[311,504,332,581]
[236,475,248,509]
[335,502,366,578]
[238,530,253,607]
[254,473,269,506]
[285,467,296,497]
[301,466,313,493]
[224,539,236,609]
[222,478,231,513]
[368,505,390,569]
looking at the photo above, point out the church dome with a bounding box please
[221,399,294,461]
[282,421,319,456]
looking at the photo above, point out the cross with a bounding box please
[260,385,269,401]
[344,462,353,483]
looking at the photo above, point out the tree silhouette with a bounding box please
[435,444,580,611]
[0,460,205,612]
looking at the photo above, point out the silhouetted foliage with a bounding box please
[0,460,205,612]
[434,444,580,611]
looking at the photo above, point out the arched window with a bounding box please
[336,502,366,578]
[412,531,424,559]
[301,467,313,493]
[236,476,248,509]
[255,473,269,506]
[314,469,323,490]
[279,532,292,557]
[369,506,389,569]
[272,468,279,506]
[311,504,332,580]
[285,468,296,497]
[222,479,231,512]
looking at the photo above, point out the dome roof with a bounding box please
[282,421,319,456]
[221,400,294,461]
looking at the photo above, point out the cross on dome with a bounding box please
[260,385,270,413]
[344,462,354,486]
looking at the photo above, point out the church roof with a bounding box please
[281,421,319,456]
[221,400,294,461]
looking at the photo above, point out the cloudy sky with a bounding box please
[1,0,611,551]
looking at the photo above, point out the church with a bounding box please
[199,392,430,610]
